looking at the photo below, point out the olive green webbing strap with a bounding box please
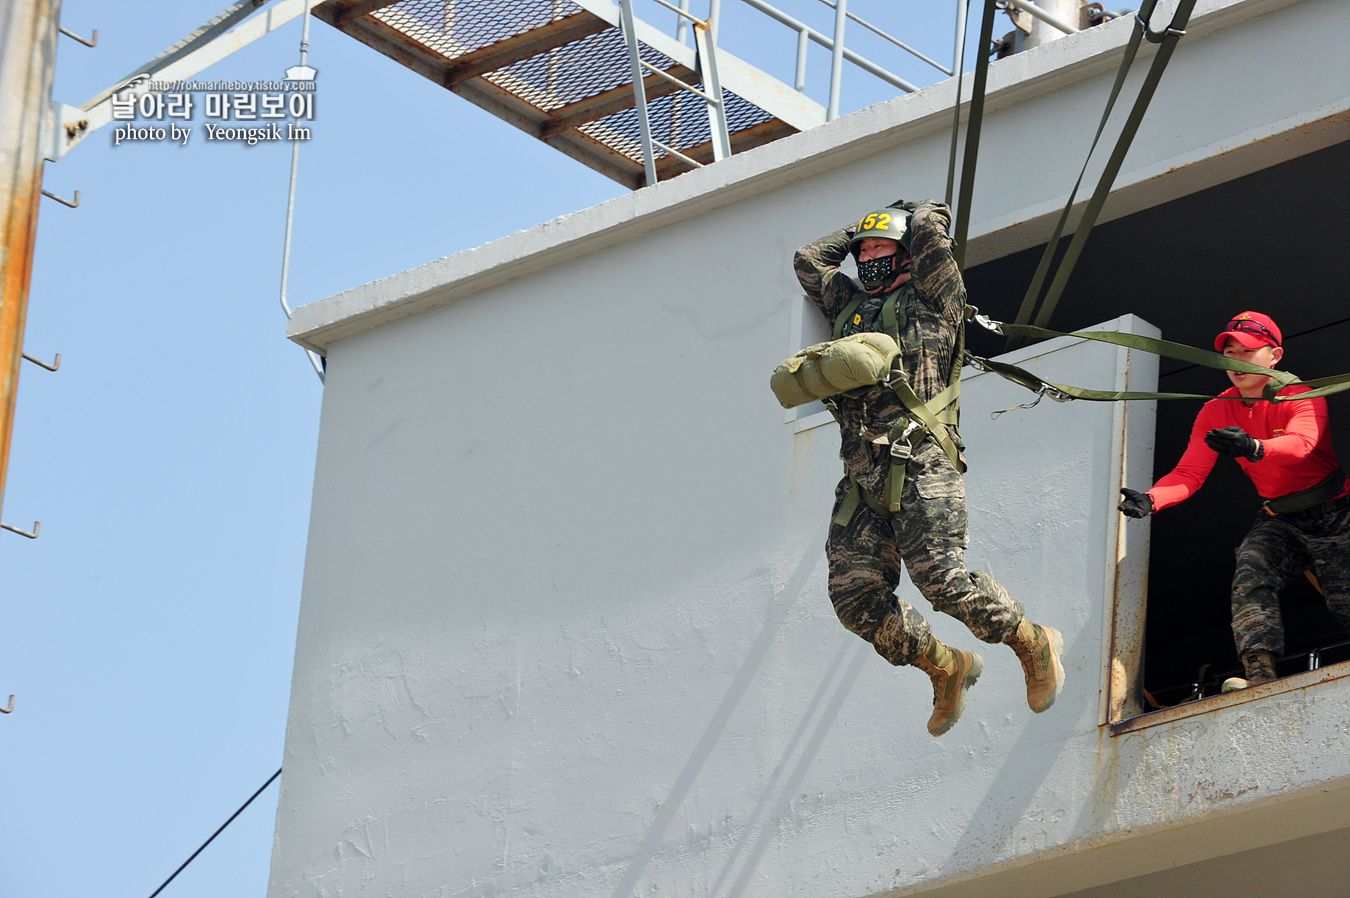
[1010,4,1152,331]
[880,290,908,344]
[973,321,1350,404]
[972,354,1241,404]
[891,379,963,465]
[833,474,889,526]
[951,0,1000,269]
[947,305,971,423]
[943,3,968,207]
[833,294,866,339]
[1012,0,1198,340]
[884,378,965,513]
[1264,371,1350,403]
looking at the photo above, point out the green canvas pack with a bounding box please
[770,332,901,409]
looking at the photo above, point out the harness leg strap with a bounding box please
[834,474,890,527]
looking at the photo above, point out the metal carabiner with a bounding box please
[990,383,1076,419]
[964,352,995,374]
[973,313,1004,334]
[990,386,1051,420]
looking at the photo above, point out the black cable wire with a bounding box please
[1161,314,1350,380]
[147,767,282,898]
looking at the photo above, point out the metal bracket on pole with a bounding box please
[1,521,40,539]
[58,26,98,48]
[22,352,60,372]
[40,189,79,208]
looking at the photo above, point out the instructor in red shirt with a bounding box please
[1118,311,1350,691]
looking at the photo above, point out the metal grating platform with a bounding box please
[313,0,823,188]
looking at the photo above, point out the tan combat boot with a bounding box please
[1003,619,1065,713]
[1220,650,1277,693]
[911,638,984,737]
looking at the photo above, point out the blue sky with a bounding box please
[1,2,986,895]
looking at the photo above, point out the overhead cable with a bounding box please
[146,767,282,898]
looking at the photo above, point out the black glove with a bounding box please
[1118,488,1153,519]
[1204,426,1263,460]
[888,199,919,213]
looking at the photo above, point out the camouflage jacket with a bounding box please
[793,201,967,497]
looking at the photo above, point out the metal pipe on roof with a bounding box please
[1005,0,1080,35]
[277,0,325,381]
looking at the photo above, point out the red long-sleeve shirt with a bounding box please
[1148,384,1347,512]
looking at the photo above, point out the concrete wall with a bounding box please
[273,300,1166,898]
[271,1,1350,895]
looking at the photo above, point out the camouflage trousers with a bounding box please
[1231,493,1350,656]
[825,440,1025,667]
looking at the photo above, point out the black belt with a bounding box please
[1262,469,1348,515]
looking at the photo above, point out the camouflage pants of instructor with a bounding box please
[826,439,1025,666]
[1231,493,1350,657]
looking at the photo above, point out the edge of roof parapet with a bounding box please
[286,0,1272,355]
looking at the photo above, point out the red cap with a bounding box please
[1215,311,1282,352]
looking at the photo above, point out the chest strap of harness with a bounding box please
[833,289,909,342]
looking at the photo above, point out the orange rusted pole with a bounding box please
[0,0,61,519]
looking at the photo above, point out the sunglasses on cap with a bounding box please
[1227,318,1279,343]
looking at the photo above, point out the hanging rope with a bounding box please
[951,0,1000,269]
[943,1,970,207]
[1009,0,1199,343]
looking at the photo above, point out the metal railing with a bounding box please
[619,0,732,185]
[617,0,1133,185]
[729,0,953,114]
[621,0,971,182]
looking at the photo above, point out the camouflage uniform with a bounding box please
[793,201,1025,667]
[1231,495,1350,657]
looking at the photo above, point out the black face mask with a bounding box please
[857,253,910,291]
